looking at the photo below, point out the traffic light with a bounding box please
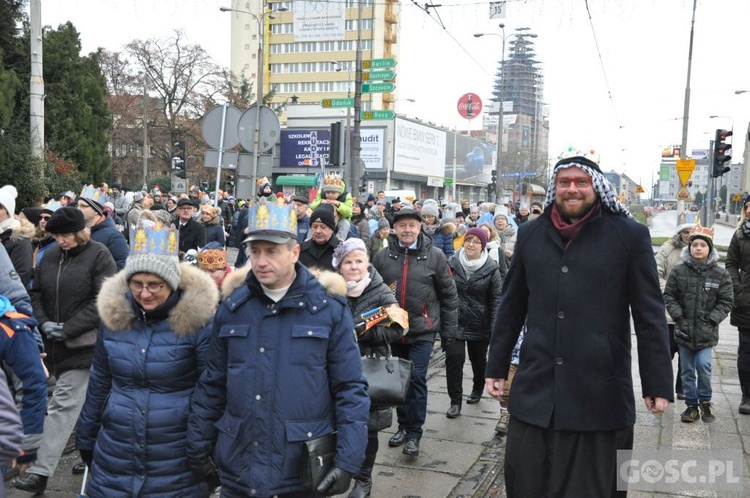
[491,169,497,184]
[329,121,344,167]
[712,129,732,177]
[225,174,235,194]
[490,169,498,197]
[359,172,368,194]
[172,141,186,179]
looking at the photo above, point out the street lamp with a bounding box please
[332,61,353,172]
[474,24,508,197]
[220,5,287,196]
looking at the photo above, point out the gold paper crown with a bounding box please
[689,223,714,242]
[322,173,344,192]
[198,249,228,270]
[129,221,179,257]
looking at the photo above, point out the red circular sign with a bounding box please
[457,93,483,120]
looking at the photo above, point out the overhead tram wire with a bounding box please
[584,0,621,129]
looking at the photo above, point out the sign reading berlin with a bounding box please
[457,93,482,120]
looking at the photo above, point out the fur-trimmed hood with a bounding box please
[220,264,347,298]
[0,217,35,242]
[97,263,219,336]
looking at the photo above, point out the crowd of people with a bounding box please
[0,161,747,497]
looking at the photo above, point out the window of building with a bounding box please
[282,82,299,93]
[300,82,315,92]
[345,19,373,30]
[270,63,282,73]
[301,62,316,72]
[319,41,335,52]
[361,40,372,49]
[319,81,335,92]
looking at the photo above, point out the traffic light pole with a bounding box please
[213,104,228,207]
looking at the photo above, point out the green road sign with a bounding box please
[320,98,354,108]
[362,57,397,69]
[362,83,396,94]
[361,70,395,82]
[444,178,454,186]
[362,110,395,120]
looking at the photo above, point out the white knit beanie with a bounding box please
[421,199,440,218]
[0,185,18,216]
[124,253,181,291]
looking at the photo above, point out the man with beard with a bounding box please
[485,156,673,497]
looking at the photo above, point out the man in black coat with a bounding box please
[298,204,339,272]
[485,156,673,497]
[176,198,206,256]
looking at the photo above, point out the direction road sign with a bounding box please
[362,83,396,94]
[321,98,354,108]
[361,70,395,81]
[362,110,395,120]
[362,57,397,69]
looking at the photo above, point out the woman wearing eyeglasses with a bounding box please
[444,227,503,418]
[74,221,219,497]
[14,208,117,494]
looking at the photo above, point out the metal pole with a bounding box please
[251,12,264,198]
[495,26,506,184]
[214,103,227,207]
[452,128,457,203]
[142,76,148,190]
[678,0,698,213]
[350,0,363,192]
[29,0,44,165]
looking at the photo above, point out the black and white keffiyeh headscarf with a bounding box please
[544,156,633,219]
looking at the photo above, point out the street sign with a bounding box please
[361,83,396,94]
[362,110,395,120]
[237,105,281,153]
[362,57,397,69]
[320,98,354,108]
[204,150,238,169]
[444,179,454,186]
[676,158,696,186]
[733,193,743,202]
[457,92,482,120]
[202,105,241,150]
[361,70,395,81]
[501,172,536,178]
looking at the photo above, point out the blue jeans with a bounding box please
[391,340,433,440]
[679,345,712,405]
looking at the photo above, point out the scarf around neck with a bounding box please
[550,201,599,245]
[459,248,487,278]
[345,274,371,297]
[0,217,19,235]
[741,217,750,238]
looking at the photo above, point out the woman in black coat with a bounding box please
[332,238,405,498]
[445,227,502,418]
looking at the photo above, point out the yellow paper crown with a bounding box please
[322,173,344,192]
[129,221,179,257]
[689,223,714,242]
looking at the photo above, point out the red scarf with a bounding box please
[550,201,599,246]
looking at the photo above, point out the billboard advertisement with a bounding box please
[393,118,447,177]
[443,131,493,184]
[280,128,385,169]
[293,1,346,42]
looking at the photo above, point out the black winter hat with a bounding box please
[45,207,86,234]
[21,207,43,227]
[309,204,336,231]
[392,207,422,224]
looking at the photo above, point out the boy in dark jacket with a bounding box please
[664,224,734,423]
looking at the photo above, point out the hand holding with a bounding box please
[486,378,506,400]
[316,466,353,496]
[644,396,669,414]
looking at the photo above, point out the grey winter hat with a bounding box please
[124,252,181,291]
[421,199,440,218]
[378,218,390,230]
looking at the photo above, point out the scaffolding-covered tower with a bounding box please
[491,29,549,183]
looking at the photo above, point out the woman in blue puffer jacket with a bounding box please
[76,223,220,498]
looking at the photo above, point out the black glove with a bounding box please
[440,337,455,352]
[316,466,353,496]
[79,449,93,468]
[188,454,220,490]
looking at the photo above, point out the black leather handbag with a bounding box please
[361,342,413,406]
[301,432,337,490]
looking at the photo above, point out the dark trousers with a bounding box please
[505,417,633,498]
[668,324,683,394]
[391,340,433,440]
[738,328,750,396]
[445,339,489,405]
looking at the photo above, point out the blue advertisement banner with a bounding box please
[280,129,331,167]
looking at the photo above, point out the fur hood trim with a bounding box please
[221,265,251,298]
[97,263,219,336]
[9,218,35,242]
[309,268,347,296]
[441,221,456,235]
[220,265,347,299]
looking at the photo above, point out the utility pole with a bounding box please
[142,76,148,190]
[678,0,698,213]
[29,0,44,169]
[350,0,364,193]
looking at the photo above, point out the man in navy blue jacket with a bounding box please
[188,198,369,497]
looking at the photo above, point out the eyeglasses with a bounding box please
[464,238,481,246]
[556,178,592,188]
[128,282,165,294]
[39,215,51,220]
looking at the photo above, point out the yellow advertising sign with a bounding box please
[676,159,696,186]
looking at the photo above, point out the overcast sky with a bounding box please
[36,0,750,189]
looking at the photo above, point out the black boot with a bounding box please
[740,385,750,415]
[349,447,377,498]
[12,472,48,494]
